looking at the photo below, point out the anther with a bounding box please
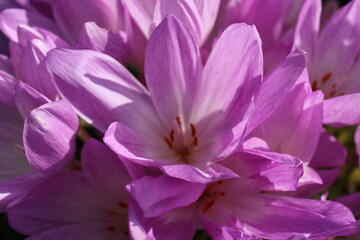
[170,130,175,142]
[321,72,332,83]
[311,80,318,91]
[193,137,198,146]
[218,192,226,197]
[164,137,173,149]
[118,202,128,208]
[202,199,215,213]
[176,116,181,128]
[190,123,196,137]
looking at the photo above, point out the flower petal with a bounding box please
[123,0,157,38]
[310,130,347,168]
[47,48,160,132]
[127,175,205,218]
[251,81,324,163]
[8,172,113,235]
[23,100,78,173]
[309,0,360,93]
[51,0,124,43]
[145,15,202,127]
[14,81,49,118]
[222,150,303,191]
[246,50,308,135]
[0,8,60,42]
[161,163,239,184]
[76,22,130,64]
[26,223,123,240]
[82,139,130,202]
[293,0,321,55]
[198,23,262,129]
[0,172,45,212]
[323,94,360,126]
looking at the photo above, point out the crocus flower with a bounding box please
[0,59,78,210]
[248,71,347,197]
[126,150,358,240]
[293,0,360,164]
[8,139,131,239]
[46,15,307,183]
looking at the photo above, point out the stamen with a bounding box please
[321,72,332,83]
[193,137,198,146]
[118,202,128,208]
[202,199,215,213]
[311,80,318,91]
[164,137,173,149]
[218,192,226,197]
[190,123,196,137]
[170,130,175,142]
[176,116,181,128]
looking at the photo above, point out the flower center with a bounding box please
[104,201,128,235]
[311,72,345,98]
[163,116,199,162]
[200,180,226,213]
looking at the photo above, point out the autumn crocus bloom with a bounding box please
[0,81,78,211]
[126,150,358,240]
[46,15,267,183]
[8,139,131,239]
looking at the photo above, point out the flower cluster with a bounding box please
[0,0,360,239]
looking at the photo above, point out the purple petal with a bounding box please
[51,0,125,43]
[222,150,303,191]
[0,104,30,183]
[0,65,17,106]
[128,198,197,240]
[23,99,78,173]
[201,217,261,240]
[7,172,119,235]
[123,0,157,38]
[309,0,360,96]
[76,22,130,64]
[161,163,239,184]
[290,168,339,198]
[213,193,356,239]
[104,121,173,168]
[293,0,321,54]
[145,15,202,127]
[82,139,130,202]
[246,50,308,135]
[310,130,347,168]
[251,81,324,163]
[47,48,160,132]
[0,172,45,212]
[127,175,205,218]
[199,23,262,129]
[21,39,57,100]
[154,1,202,42]
[14,81,49,118]
[323,94,360,126]
[337,192,360,217]
[26,223,123,240]
[0,8,60,42]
